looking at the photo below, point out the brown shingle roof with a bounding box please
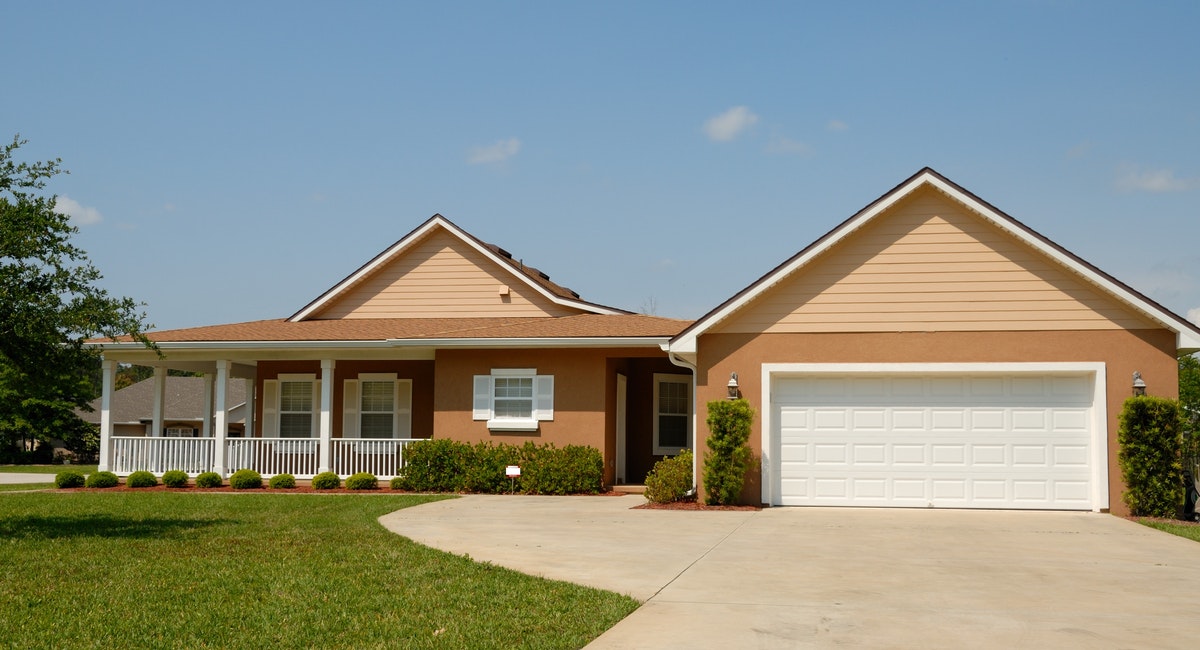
[109,314,691,344]
[77,376,247,424]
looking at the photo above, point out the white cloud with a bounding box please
[54,195,103,225]
[1189,308,1200,326]
[766,136,812,155]
[826,119,849,132]
[1116,165,1197,193]
[703,106,759,142]
[468,137,521,165]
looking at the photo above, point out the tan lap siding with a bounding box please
[716,187,1158,333]
[314,228,581,319]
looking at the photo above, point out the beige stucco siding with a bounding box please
[715,187,1157,333]
[313,228,582,319]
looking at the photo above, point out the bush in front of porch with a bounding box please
[394,440,603,495]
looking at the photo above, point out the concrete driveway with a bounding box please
[0,472,56,485]
[380,495,1200,649]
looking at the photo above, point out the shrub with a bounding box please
[311,471,341,490]
[703,398,754,505]
[126,470,158,488]
[1119,395,1184,517]
[396,438,469,492]
[269,473,297,489]
[161,470,189,488]
[389,476,406,490]
[84,471,119,488]
[520,443,603,495]
[229,469,263,490]
[644,449,694,504]
[346,472,378,490]
[463,442,521,493]
[195,472,223,488]
[54,470,86,489]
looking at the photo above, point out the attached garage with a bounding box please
[764,364,1107,510]
[667,168,1200,514]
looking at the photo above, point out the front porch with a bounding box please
[106,436,421,480]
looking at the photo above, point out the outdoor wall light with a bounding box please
[1132,371,1147,396]
[727,372,739,400]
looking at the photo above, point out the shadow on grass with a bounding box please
[0,514,233,540]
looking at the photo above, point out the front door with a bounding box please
[615,374,627,483]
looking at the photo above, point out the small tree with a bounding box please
[703,398,754,505]
[1118,395,1183,517]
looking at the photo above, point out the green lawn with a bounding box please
[1139,518,1200,543]
[0,464,98,474]
[0,492,639,649]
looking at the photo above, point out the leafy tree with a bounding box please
[0,135,151,461]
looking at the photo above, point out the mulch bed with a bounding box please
[634,499,761,511]
[1129,515,1200,527]
[55,485,636,496]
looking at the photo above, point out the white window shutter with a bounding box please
[535,375,554,421]
[262,380,279,438]
[472,375,491,420]
[311,380,322,438]
[343,379,359,439]
[396,380,412,439]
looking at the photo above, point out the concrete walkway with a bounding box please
[0,472,56,484]
[380,495,1200,649]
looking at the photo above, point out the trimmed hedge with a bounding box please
[311,471,341,490]
[346,472,378,491]
[395,440,603,495]
[229,469,263,490]
[55,470,86,489]
[85,471,119,488]
[195,472,222,488]
[644,449,694,504]
[126,471,158,488]
[162,470,189,488]
[1119,395,1184,517]
[269,473,297,489]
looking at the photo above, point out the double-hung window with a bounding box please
[262,374,320,438]
[653,373,691,455]
[473,369,553,431]
[342,374,413,439]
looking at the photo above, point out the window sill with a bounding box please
[487,418,539,432]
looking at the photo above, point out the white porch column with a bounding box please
[244,377,256,438]
[213,361,229,476]
[318,359,335,473]
[151,366,167,437]
[201,372,215,438]
[98,358,116,472]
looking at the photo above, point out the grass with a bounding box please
[1139,518,1200,543]
[0,493,639,649]
[0,464,99,474]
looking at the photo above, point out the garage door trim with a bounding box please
[760,362,1109,510]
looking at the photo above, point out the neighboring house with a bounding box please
[77,375,247,437]
[92,169,1200,515]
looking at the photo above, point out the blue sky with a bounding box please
[4,1,1199,331]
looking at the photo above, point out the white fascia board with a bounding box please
[289,215,625,321]
[90,340,402,351]
[389,337,671,349]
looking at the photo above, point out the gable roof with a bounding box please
[77,376,247,425]
[288,214,628,321]
[668,167,1200,357]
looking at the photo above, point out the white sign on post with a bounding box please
[505,465,521,478]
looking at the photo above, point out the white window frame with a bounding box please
[473,368,553,432]
[343,373,413,440]
[653,373,692,456]
[263,374,320,439]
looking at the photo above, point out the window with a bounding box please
[342,375,412,439]
[473,369,553,431]
[279,379,315,438]
[653,373,691,455]
[164,427,195,438]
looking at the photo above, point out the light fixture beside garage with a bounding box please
[727,372,739,400]
[1132,371,1147,396]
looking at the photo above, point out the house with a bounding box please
[93,215,691,485]
[92,169,1200,515]
[666,168,1200,514]
[77,375,247,437]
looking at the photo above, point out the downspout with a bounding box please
[665,346,699,496]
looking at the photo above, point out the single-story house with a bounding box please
[77,375,247,437]
[93,168,1200,514]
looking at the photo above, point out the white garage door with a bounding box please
[773,372,1096,510]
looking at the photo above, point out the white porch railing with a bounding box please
[110,437,216,476]
[107,437,423,479]
[226,438,320,478]
[331,439,419,479]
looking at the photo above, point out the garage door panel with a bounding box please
[773,372,1094,510]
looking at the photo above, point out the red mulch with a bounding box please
[1128,516,1200,527]
[56,485,634,496]
[634,499,761,511]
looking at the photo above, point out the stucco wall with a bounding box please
[694,329,1179,514]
